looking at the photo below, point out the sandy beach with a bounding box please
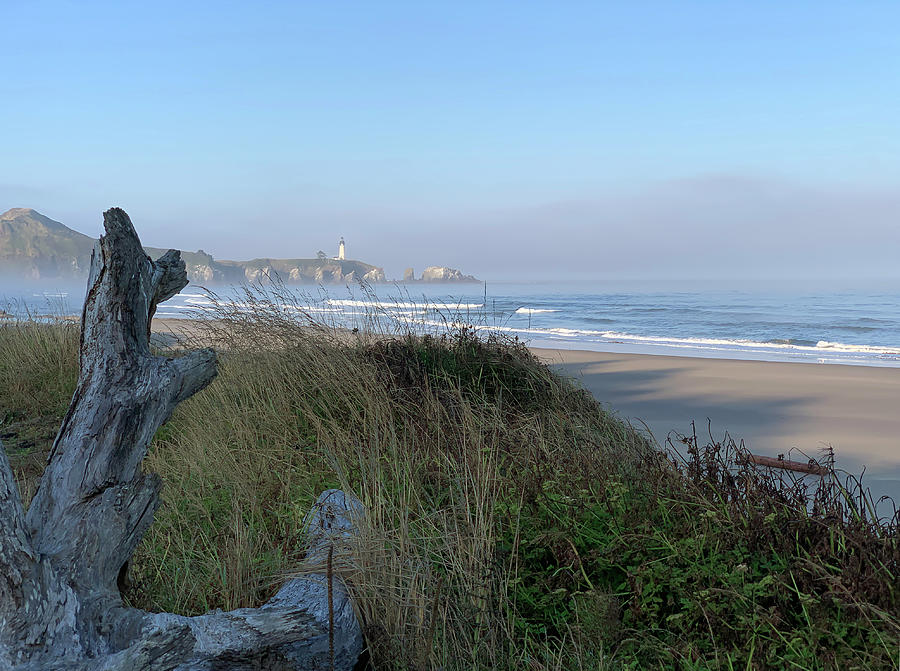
[535,348,900,500]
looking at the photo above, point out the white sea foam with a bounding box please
[328,299,483,310]
[814,340,900,353]
[280,305,343,313]
[506,327,900,357]
[387,319,900,359]
[515,307,559,314]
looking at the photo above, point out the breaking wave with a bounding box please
[515,307,559,314]
[327,299,483,310]
[154,284,900,367]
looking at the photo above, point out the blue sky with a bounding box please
[3,2,899,280]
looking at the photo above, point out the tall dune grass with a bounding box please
[0,317,78,417]
[133,289,647,669]
[0,317,79,503]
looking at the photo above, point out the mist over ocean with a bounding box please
[5,279,900,368]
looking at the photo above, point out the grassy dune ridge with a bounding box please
[1,296,897,670]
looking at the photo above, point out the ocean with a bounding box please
[5,279,900,368]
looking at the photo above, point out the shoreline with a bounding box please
[524,337,900,369]
[533,346,900,502]
[148,317,900,368]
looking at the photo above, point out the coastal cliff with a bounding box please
[1,208,391,285]
[1,208,481,285]
[142,250,386,285]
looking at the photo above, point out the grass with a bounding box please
[1,293,898,670]
[0,316,79,505]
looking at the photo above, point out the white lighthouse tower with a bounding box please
[338,237,345,260]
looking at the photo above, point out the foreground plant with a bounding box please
[505,430,899,669]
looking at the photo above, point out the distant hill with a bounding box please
[0,208,387,285]
[0,208,482,285]
[0,208,95,279]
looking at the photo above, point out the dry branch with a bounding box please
[743,452,829,476]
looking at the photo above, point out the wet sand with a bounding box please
[534,348,900,500]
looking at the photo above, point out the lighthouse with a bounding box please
[338,237,345,260]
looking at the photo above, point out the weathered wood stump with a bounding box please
[0,208,363,670]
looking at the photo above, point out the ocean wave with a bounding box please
[328,299,483,310]
[814,340,900,353]
[284,306,344,314]
[854,317,894,325]
[591,331,900,355]
[515,307,559,314]
[153,300,900,360]
[831,325,880,333]
[471,324,900,357]
[765,338,819,347]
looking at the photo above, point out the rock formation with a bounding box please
[419,266,480,283]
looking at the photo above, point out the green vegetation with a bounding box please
[1,301,897,670]
[0,317,79,504]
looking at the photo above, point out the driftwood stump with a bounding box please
[0,208,363,670]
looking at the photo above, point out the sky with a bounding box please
[3,1,900,282]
